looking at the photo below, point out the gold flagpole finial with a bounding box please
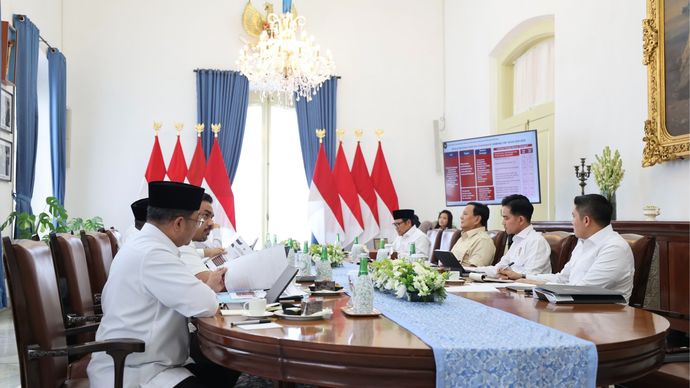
[336,128,345,141]
[354,129,363,141]
[315,129,326,144]
[375,129,384,140]
[211,123,221,138]
[174,122,184,136]
[195,123,205,137]
[153,121,162,136]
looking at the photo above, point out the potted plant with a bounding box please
[370,260,449,302]
[591,146,625,220]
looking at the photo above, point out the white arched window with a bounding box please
[513,37,554,114]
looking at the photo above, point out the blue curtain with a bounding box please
[195,69,249,183]
[13,15,40,231]
[48,49,67,205]
[295,76,338,186]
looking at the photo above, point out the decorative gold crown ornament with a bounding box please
[375,129,384,140]
[336,128,345,141]
[354,129,363,141]
[174,123,184,135]
[211,123,222,137]
[195,123,205,137]
[316,129,326,143]
[153,121,162,136]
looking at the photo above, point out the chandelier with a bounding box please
[237,1,335,104]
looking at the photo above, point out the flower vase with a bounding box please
[405,291,435,303]
[603,191,617,220]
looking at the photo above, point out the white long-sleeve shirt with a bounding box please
[527,225,634,302]
[392,226,431,257]
[474,225,551,277]
[87,223,218,388]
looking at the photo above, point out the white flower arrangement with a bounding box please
[370,259,448,302]
[592,146,625,198]
[309,243,345,267]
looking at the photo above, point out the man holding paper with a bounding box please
[179,193,226,284]
[475,194,551,278]
[500,194,634,302]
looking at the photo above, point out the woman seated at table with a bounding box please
[434,210,454,230]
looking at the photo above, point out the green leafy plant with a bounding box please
[1,196,104,241]
[370,260,449,302]
[591,146,625,199]
[309,243,345,267]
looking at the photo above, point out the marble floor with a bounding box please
[0,308,20,388]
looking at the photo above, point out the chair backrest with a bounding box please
[542,231,578,273]
[80,231,114,295]
[427,229,444,264]
[3,237,69,387]
[101,227,121,257]
[49,232,96,317]
[620,233,656,307]
[487,230,507,265]
[443,229,462,251]
[418,220,433,234]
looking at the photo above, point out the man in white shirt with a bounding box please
[475,194,551,278]
[500,194,634,302]
[391,209,431,257]
[179,193,226,282]
[87,181,236,388]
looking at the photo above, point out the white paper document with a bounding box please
[446,284,500,293]
[223,246,288,291]
[237,322,282,330]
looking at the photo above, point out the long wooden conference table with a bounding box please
[196,289,669,387]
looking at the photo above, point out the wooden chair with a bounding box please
[2,236,144,388]
[620,233,656,308]
[49,233,101,341]
[99,227,121,257]
[542,231,578,273]
[487,230,507,265]
[80,230,114,297]
[427,229,443,264]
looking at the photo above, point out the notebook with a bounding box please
[534,285,626,304]
[218,265,299,307]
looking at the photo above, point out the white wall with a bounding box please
[444,0,690,224]
[62,0,445,232]
[0,0,62,231]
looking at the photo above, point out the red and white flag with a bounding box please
[371,141,399,242]
[308,143,344,244]
[351,142,380,244]
[167,134,188,183]
[332,142,363,246]
[205,135,236,231]
[138,129,168,197]
[187,135,206,186]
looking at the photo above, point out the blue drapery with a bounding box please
[295,76,338,186]
[48,49,67,205]
[195,69,249,183]
[13,15,40,230]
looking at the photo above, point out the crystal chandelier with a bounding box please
[237,2,335,104]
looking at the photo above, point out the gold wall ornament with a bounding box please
[375,129,384,140]
[211,123,221,137]
[642,0,689,167]
[354,129,363,141]
[336,128,345,141]
[152,121,162,136]
[315,129,326,143]
[195,123,205,137]
[174,123,184,135]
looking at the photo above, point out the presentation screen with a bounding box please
[443,130,541,206]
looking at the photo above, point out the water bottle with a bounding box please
[297,241,311,276]
[353,256,374,314]
[316,245,332,281]
[376,238,388,261]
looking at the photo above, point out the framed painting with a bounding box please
[642,0,690,167]
[0,87,12,133]
[0,137,11,181]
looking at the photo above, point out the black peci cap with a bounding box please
[392,209,415,220]
[130,198,149,222]
[148,181,204,211]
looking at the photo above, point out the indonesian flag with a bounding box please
[308,143,344,244]
[167,135,188,183]
[205,137,236,230]
[332,142,363,246]
[145,134,167,182]
[351,142,380,244]
[187,136,206,186]
[138,133,167,197]
[371,141,398,242]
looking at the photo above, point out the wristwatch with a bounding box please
[521,273,527,279]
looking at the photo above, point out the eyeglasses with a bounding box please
[186,217,207,227]
[392,221,405,228]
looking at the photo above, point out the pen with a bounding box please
[504,262,515,270]
[231,319,272,326]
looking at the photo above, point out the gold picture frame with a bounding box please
[642,0,689,167]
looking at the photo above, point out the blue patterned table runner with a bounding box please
[334,264,597,388]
